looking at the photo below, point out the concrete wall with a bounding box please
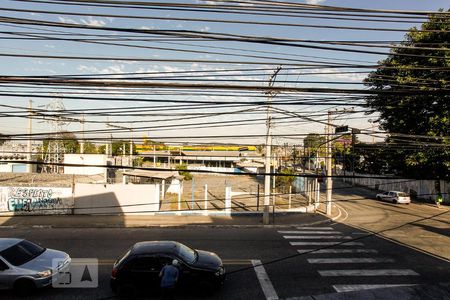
[74,183,160,215]
[0,186,73,215]
[0,163,37,173]
[64,154,108,175]
[166,178,182,194]
[343,173,449,203]
[187,166,240,174]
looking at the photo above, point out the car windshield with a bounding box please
[0,240,45,266]
[398,192,408,197]
[177,243,197,264]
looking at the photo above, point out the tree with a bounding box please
[332,134,352,166]
[0,134,9,146]
[42,131,79,154]
[82,142,98,154]
[364,10,449,179]
[175,164,192,181]
[303,133,326,154]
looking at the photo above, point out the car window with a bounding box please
[115,249,131,267]
[0,240,45,266]
[398,192,408,197]
[131,256,161,271]
[159,256,173,266]
[0,258,9,270]
[177,244,197,264]
[388,192,395,196]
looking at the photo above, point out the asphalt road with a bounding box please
[1,183,449,299]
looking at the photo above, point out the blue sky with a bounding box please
[0,0,448,145]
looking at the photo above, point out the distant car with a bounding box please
[111,241,225,298]
[376,191,411,204]
[0,238,71,295]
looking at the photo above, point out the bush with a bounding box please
[175,164,192,181]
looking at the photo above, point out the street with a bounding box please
[0,185,449,299]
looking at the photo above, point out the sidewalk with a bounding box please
[0,206,339,228]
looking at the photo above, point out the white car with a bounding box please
[376,191,411,204]
[0,238,71,295]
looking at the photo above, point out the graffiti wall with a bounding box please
[0,187,73,215]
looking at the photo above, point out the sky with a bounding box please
[0,0,448,146]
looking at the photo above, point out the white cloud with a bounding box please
[77,64,126,75]
[199,26,210,32]
[58,16,78,24]
[80,17,106,27]
[305,0,326,4]
[307,68,367,82]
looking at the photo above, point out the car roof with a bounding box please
[130,241,180,255]
[0,238,23,252]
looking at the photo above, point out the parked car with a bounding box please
[111,241,225,298]
[376,191,411,204]
[0,238,71,295]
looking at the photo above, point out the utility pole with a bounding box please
[129,124,133,167]
[27,100,33,173]
[80,115,85,154]
[325,108,355,215]
[325,112,333,215]
[263,66,282,225]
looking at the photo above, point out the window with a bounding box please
[0,240,45,266]
[177,244,197,264]
[115,249,131,268]
[131,256,161,271]
[0,258,9,270]
[159,256,173,265]
[398,192,408,197]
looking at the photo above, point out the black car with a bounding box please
[110,241,225,297]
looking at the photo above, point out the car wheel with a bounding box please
[197,280,214,297]
[117,283,137,300]
[377,197,381,201]
[14,278,36,296]
[392,199,397,204]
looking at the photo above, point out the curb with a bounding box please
[0,217,336,229]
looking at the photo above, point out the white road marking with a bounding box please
[333,284,417,293]
[297,249,378,254]
[307,258,394,264]
[296,227,334,230]
[319,269,419,276]
[290,242,364,246]
[283,235,351,240]
[278,231,341,234]
[251,259,279,300]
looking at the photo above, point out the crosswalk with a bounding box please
[278,226,419,293]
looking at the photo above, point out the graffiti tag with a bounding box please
[7,188,62,212]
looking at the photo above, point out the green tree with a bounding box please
[175,163,192,181]
[111,140,137,156]
[364,10,449,179]
[82,141,98,154]
[304,133,326,154]
[43,131,79,154]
